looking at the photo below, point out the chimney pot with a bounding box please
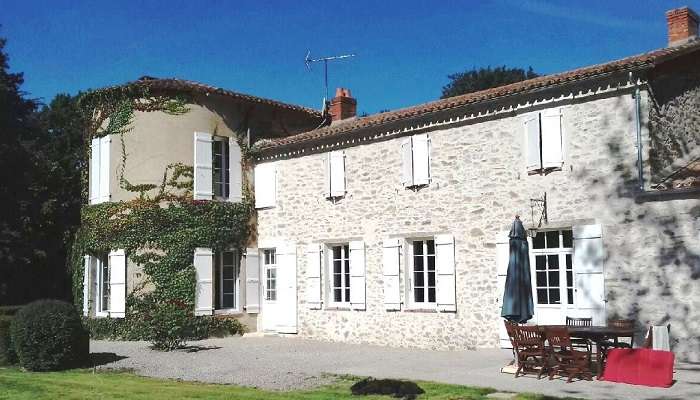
[666,6,699,46]
[329,87,357,122]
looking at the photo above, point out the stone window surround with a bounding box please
[325,243,351,308]
[213,249,241,315]
[406,237,437,310]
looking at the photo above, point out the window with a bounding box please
[532,229,574,305]
[212,137,230,198]
[328,244,351,305]
[263,249,277,301]
[409,239,436,306]
[215,250,240,310]
[96,255,110,315]
[525,108,563,173]
[401,134,431,187]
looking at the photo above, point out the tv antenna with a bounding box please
[305,50,356,108]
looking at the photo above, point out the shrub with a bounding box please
[142,298,193,351]
[0,315,16,366]
[10,299,89,371]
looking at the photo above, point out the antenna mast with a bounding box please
[305,50,356,109]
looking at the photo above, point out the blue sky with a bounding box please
[3,0,699,113]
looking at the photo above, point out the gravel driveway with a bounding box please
[91,336,700,399]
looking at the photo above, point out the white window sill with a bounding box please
[214,309,242,316]
[95,311,109,318]
[325,305,352,311]
[404,306,438,313]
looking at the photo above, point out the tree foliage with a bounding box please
[0,38,85,305]
[440,66,539,99]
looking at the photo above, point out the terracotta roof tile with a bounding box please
[260,40,700,153]
[106,76,322,117]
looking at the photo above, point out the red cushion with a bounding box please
[601,348,674,388]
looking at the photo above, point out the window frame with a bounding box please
[214,249,240,313]
[406,237,437,310]
[325,243,351,308]
[262,249,277,302]
[212,136,230,200]
[530,229,574,308]
[95,255,110,317]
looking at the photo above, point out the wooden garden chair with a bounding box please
[512,325,548,379]
[545,326,593,383]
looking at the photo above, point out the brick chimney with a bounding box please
[329,88,357,122]
[666,6,699,46]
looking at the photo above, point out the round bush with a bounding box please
[10,300,89,371]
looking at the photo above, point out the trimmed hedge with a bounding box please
[10,300,89,371]
[0,315,16,366]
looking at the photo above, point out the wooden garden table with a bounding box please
[538,325,636,379]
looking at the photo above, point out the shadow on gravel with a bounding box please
[350,377,425,399]
[181,345,222,353]
[88,352,127,367]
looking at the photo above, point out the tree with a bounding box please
[0,36,84,305]
[440,66,539,99]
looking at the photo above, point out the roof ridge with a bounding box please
[259,40,700,153]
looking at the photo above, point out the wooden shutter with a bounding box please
[108,249,126,318]
[349,240,366,310]
[89,138,100,204]
[228,137,243,202]
[254,163,276,209]
[329,150,346,198]
[194,248,214,316]
[412,134,431,186]
[323,153,332,198]
[524,113,541,172]
[401,137,414,187]
[573,224,606,326]
[244,248,260,313]
[382,238,401,310]
[495,231,511,348]
[541,108,564,169]
[98,136,111,203]
[435,234,456,312]
[83,255,91,316]
[193,132,213,200]
[305,243,322,309]
[276,243,297,333]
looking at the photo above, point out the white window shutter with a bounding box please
[524,114,541,172]
[382,238,401,311]
[194,247,214,316]
[573,224,606,326]
[541,108,564,169]
[83,255,91,316]
[329,150,346,197]
[495,231,511,348]
[108,249,126,318]
[305,243,322,309]
[244,248,260,313]
[412,134,431,186]
[228,137,243,202]
[254,163,276,209]
[193,132,213,200]
[435,234,456,312]
[98,136,111,203]
[349,240,366,310]
[323,153,332,198]
[275,243,298,333]
[89,138,100,204]
[401,137,414,187]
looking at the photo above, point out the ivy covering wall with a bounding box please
[71,85,252,346]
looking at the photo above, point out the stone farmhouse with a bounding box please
[82,8,700,361]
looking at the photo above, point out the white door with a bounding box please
[530,227,605,325]
[529,229,575,325]
[261,245,298,333]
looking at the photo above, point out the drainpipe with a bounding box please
[631,71,644,191]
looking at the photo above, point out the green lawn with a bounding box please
[0,368,577,400]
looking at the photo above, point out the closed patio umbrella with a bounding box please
[501,216,534,323]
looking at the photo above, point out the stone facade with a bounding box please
[257,77,700,360]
